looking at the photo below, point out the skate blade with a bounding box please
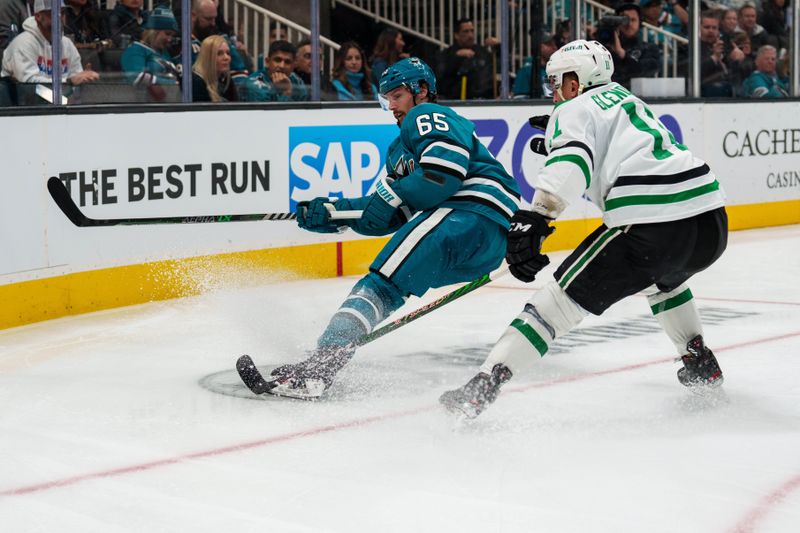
[266,378,328,400]
[685,375,724,395]
[439,398,480,420]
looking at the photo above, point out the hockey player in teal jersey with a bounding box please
[264,57,521,399]
[440,40,729,419]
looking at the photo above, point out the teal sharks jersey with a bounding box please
[384,103,520,228]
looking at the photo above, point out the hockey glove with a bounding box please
[505,210,555,283]
[363,177,403,231]
[296,197,352,233]
[528,114,550,131]
[529,136,548,156]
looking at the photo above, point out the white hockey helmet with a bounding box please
[545,39,614,93]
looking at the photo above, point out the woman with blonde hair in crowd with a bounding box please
[192,35,239,102]
[369,28,408,82]
[331,41,378,101]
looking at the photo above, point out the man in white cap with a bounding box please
[1,0,99,86]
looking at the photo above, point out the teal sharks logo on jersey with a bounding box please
[392,154,415,177]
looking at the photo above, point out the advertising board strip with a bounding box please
[1,101,798,329]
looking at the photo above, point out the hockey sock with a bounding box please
[647,284,703,356]
[480,282,586,375]
[317,272,406,348]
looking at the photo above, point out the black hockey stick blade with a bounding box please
[48,176,95,226]
[236,355,277,395]
[47,176,300,227]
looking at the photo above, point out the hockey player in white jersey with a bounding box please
[440,39,729,419]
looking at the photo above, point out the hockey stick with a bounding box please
[355,264,510,347]
[236,264,511,395]
[47,177,362,227]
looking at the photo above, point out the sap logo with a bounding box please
[289,125,396,208]
[659,114,683,144]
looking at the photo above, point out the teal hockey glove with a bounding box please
[297,197,352,233]
[363,177,403,230]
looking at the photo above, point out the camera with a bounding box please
[595,15,630,44]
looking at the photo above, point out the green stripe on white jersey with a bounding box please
[535,83,725,228]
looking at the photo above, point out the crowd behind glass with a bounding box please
[0,0,794,105]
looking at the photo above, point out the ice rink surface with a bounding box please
[1,224,799,533]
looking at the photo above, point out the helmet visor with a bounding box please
[547,73,562,93]
[378,92,390,111]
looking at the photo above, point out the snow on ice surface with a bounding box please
[1,225,799,533]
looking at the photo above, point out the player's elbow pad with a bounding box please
[393,170,461,211]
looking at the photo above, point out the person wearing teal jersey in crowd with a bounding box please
[236,39,307,101]
[512,30,558,99]
[260,57,521,399]
[120,6,179,87]
[331,41,379,101]
[741,45,789,98]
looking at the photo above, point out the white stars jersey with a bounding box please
[537,82,725,228]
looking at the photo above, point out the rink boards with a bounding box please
[1,100,798,329]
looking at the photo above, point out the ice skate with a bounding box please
[267,346,352,399]
[439,364,513,419]
[677,335,723,388]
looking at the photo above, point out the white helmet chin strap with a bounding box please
[555,81,586,101]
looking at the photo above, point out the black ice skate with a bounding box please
[439,364,513,419]
[677,335,723,388]
[267,346,352,399]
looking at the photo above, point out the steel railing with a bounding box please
[224,0,340,74]
[335,0,688,78]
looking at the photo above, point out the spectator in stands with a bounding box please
[238,39,307,101]
[601,3,661,89]
[293,38,334,100]
[554,19,571,48]
[741,44,789,97]
[511,30,557,99]
[640,0,686,38]
[120,5,178,100]
[268,21,287,44]
[191,0,248,76]
[1,0,99,87]
[435,17,495,99]
[331,40,377,101]
[293,38,312,84]
[0,0,32,64]
[191,0,217,44]
[720,7,739,43]
[192,34,237,102]
[699,10,733,96]
[212,0,232,35]
[369,28,408,83]
[737,4,772,53]
[108,0,143,49]
[760,0,789,52]
[730,31,754,94]
[64,0,108,48]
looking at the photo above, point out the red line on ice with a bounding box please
[486,284,800,306]
[2,330,799,498]
[729,473,800,533]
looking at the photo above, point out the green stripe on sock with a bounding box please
[650,288,694,315]
[511,319,549,356]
